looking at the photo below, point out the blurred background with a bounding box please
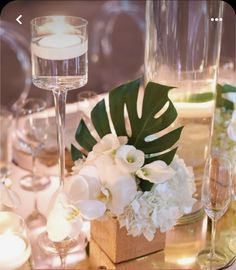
[0,0,235,109]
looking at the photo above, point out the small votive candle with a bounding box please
[0,212,31,270]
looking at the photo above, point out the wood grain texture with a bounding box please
[91,217,166,263]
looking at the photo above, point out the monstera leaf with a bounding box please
[216,84,236,111]
[71,79,183,190]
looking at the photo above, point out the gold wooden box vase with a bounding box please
[91,217,166,263]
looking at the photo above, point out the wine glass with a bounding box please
[0,107,12,179]
[30,16,88,264]
[229,171,236,253]
[197,154,232,269]
[16,98,50,228]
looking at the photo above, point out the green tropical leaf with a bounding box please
[72,79,182,187]
[216,84,235,111]
[75,119,97,152]
[71,144,85,161]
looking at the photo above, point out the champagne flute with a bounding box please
[30,16,88,264]
[16,98,50,228]
[197,155,232,269]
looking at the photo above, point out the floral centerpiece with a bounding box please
[46,79,196,262]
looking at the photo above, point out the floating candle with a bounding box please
[31,34,88,60]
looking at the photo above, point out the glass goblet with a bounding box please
[197,155,232,269]
[16,98,50,228]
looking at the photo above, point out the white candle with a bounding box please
[0,233,31,269]
[174,100,215,118]
[32,33,87,60]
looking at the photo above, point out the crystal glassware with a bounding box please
[145,0,224,222]
[0,107,12,179]
[197,154,232,269]
[31,16,88,265]
[16,98,50,228]
[0,211,31,269]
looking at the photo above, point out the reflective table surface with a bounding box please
[6,163,236,270]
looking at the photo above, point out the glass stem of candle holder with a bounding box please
[53,89,67,187]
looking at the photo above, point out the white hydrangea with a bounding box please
[213,108,236,169]
[118,155,196,241]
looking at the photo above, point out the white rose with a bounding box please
[92,134,128,155]
[136,160,175,184]
[115,145,145,173]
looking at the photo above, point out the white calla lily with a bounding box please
[136,160,175,184]
[115,145,145,173]
[93,134,128,155]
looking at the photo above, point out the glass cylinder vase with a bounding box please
[145,0,224,222]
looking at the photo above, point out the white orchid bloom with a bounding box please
[47,187,106,242]
[227,110,236,142]
[92,133,128,155]
[105,173,137,215]
[47,192,82,242]
[136,160,175,184]
[0,179,21,208]
[115,145,145,173]
[76,163,137,216]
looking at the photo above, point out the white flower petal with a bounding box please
[47,200,70,242]
[93,134,127,154]
[65,175,89,203]
[68,216,83,239]
[115,145,145,173]
[78,200,106,220]
[137,160,175,184]
[79,165,102,198]
[107,174,137,215]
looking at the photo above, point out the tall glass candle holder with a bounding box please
[31,16,88,262]
[145,0,224,222]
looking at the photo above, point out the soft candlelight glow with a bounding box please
[0,233,30,269]
[31,17,88,60]
[177,256,196,265]
[0,212,31,270]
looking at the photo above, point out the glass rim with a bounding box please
[0,211,26,226]
[30,15,88,28]
[18,98,47,114]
